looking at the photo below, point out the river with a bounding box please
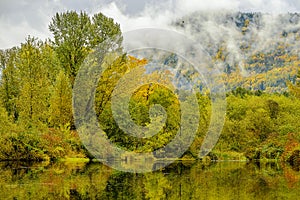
[1,160,299,199]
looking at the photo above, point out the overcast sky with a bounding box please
[1,0,300,49]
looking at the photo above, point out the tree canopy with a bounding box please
[49,11,122,85]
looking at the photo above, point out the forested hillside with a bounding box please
[175,12,300,93]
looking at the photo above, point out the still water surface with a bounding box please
[0,161,299,199]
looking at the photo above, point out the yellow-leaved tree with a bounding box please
[49,70,73,127]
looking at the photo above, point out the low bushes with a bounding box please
[0,125,86,161]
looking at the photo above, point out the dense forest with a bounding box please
[0,11,300,169]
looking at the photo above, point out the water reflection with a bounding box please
[0,161,299,199]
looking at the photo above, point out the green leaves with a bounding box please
[49,11,122,85]
[16,37,51,128]
[49,71,73,127]
[0,47,19,120]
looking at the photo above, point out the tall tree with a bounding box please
[0,48,20,120]
[49,70,73,127]
[39,41,62,85]
[49,11,122,85]
[16,37,50,127]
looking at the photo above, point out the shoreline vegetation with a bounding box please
[0,11,300,169]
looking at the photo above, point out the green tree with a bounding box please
[49,70,73,127]
[288,67,300,98]
[49,11,122,85]
[16,37,50,127]
[39,41,62,85]
[0,48,20,120]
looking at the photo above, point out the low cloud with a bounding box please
[99,0,300,32]
[1,0,300,49]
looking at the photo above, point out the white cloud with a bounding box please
[0,19,51,49]
[0,0,106,49]
[100,2,175,31]
[98,0,300,33]
[175,0,240,13]
[239,0,298,13]
[0,0,300,49]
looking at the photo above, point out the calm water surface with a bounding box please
[0,161,299,199]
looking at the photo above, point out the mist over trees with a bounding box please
[175,12,300,93]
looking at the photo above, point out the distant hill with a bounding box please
[171,12,300,93]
